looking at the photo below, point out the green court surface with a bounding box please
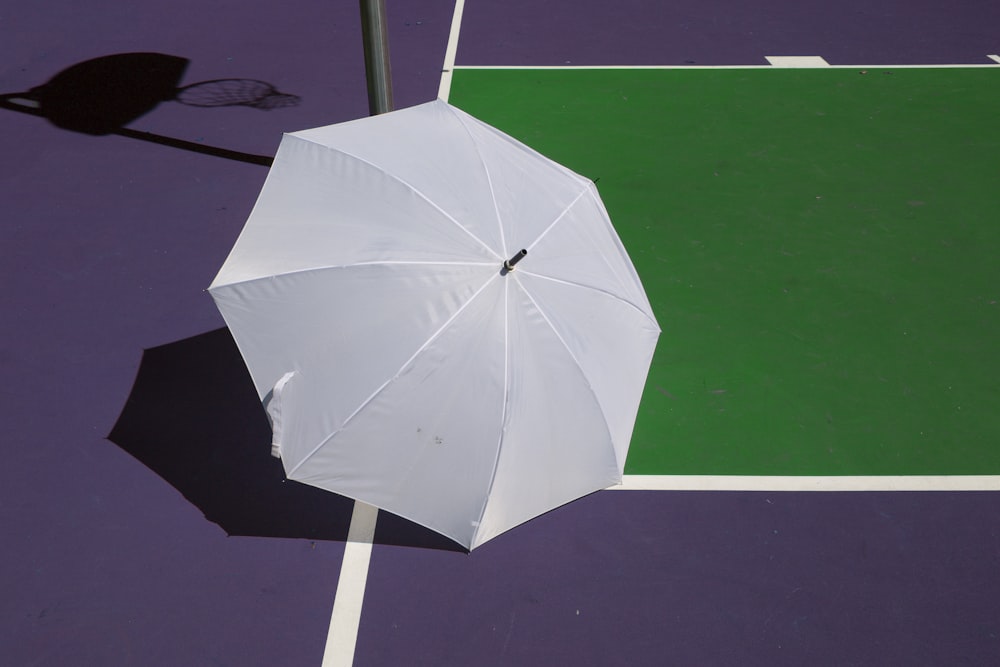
[450,67,1000,476]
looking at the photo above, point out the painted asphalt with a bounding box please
[2,1,998,665]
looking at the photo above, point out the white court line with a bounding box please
[454,63,1000,70]
[437,0,467,101]
[613,475,1000,492]
[989,54,1000,64]
[766,55,830,67]
[321,501,379,667]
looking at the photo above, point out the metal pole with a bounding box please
[359,0,394,115]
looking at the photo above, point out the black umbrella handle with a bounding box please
[502,249,527,273]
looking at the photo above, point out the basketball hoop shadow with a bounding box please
[0,52,299,166]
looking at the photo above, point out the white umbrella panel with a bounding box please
[209,99,660,550]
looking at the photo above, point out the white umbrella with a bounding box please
[209,99,660,550]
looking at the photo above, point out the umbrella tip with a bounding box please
[501,249,527,275]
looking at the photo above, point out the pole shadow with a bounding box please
[108,328,465,552]
[0,52,293,166]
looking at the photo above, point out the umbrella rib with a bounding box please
[445,104,508,256]
[342,260,496,268]
[516,270,660,330]
[472,275,511,544]
[299,138,502,260]
[285,272,502,478]
[209,260,496,291]
[526,185,591,252]
[514,276,619,467]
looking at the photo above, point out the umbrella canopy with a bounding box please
[208,99,659,550]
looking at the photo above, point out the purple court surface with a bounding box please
[2,1,998,666]
[457,0,1000,66]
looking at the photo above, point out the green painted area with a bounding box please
[450,67,1000,475]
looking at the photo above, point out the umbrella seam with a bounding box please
[444,102,508,257]
[465,277,624,546]
[285,272,502,478]
[446,103,593,187]
[526,186,590,252]
[515,277,620,470]
[515,270,660,331]
[209,261,497,290]
[472,275,511,546]
[291,134,502,260]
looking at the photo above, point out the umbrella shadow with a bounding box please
[0,52,289,166]
[108,328,464,552]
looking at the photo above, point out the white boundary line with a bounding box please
[437,0,467,101]
[765,55,831,67]
[321,501,379,667]
[453,62,1000,70]
[614,475,1000,492]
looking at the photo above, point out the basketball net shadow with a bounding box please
[0,52,294,166]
